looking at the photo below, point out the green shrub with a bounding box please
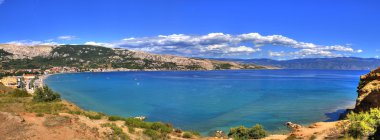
[109,115,126,121]
[68,110,82,115]
[228,126,250,139]
[143,129,160,140]
[11,89,30,97]
[101,123,130,140]
[26,102,68,114]
[83,111,103,120]
[128,126,135,133]
[150,122,172,134]
[346,108,380,138]
[124,118,151,128]
[183,132,193,138]
[228,124,267,139]
[88,114,102,120]
[33,86,61,102]
[248,124,267,139]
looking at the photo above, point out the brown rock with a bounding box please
[354,67,380,112]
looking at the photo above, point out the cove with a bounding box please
[45,69,367,134]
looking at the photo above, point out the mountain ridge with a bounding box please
[0,44,268,70]
[213,57,380,70]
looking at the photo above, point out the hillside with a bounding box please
[0,44,268,70]
[215,57,380,70]
[0,90,202,140]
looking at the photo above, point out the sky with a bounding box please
[0,0,379,59]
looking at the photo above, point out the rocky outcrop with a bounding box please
[354,67,380,112]
[0,44,55,59]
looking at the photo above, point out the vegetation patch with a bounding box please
[108,115,127,121]
[182,132,193,138]
[101,123,130,140]
[228,124,267,139]
[11,89,30,97]
[185,65,203,70]
[345,108,380,138]
[82,111,104,120]
[33,86,61,102]
[128,126,135,133]
[0,83,14,94]
[124,118,152,128]
[0,94,30,112]
[26,101,68,114]
[215,63,233,69]
[143,129,161,140]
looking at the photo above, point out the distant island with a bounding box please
[214,57,380,70]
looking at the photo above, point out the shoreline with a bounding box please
[39,69,359,138]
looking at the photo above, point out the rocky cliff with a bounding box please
[0,44,55,59]
[354,67,380,112]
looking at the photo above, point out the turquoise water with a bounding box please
[45,70,367,134]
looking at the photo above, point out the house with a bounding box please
[0,76,19,88]
[23,74,36,81]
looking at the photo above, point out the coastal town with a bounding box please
[0,67,82,94]
[0,66,163,93]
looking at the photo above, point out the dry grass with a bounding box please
[43,115,71,127]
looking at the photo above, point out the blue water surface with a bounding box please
[45,70,367,134]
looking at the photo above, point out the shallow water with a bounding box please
[45,69,367,134]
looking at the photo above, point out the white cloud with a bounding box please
[269,49,346,58]
[269,51,286,57]
[4,32,363,58]
[291,49,342,57]
[57,35,77,40]
[228,46,258,53]
[84,41,116,48]
[103,32,361,57]
[0,0,4,5]
[6,40,60,46]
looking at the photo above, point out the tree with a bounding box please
[248,124,267,139]
[33,86,61,102]
[228,124,267,140]
[228,126,250,140]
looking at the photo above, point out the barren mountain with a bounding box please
[0,44,55,59]
[0,44,269,70]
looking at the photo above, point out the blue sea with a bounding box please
[45,70,367,135]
